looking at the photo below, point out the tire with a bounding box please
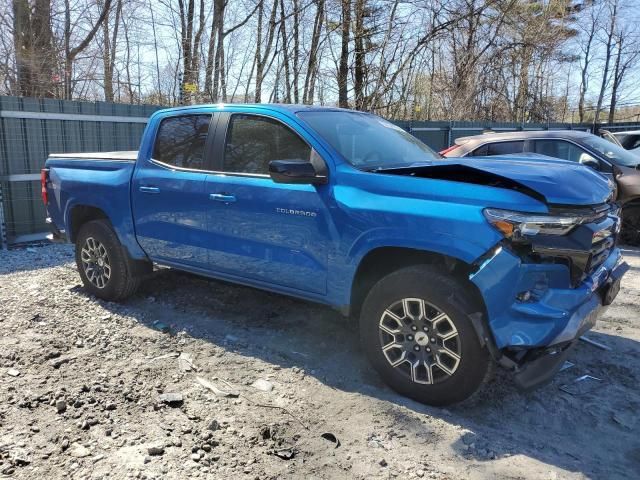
[75,220,140,301]
[360,265,490,406]
[620,206,640,247]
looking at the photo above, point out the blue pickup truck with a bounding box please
[42,104,628,405]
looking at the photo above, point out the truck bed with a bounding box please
[48,151,138,161]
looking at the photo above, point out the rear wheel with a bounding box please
[75,220,140,301]
[360,265,490,406]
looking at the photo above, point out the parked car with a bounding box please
[43,105,627,406]
[441,130,640,244]
[612,130,640,156]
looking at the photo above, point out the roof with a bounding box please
[613,130,640,135]
[455,129,593,144]
[155,103,354,115]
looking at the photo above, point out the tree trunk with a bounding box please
[338,0,351,108]
[353,0,365,109]
[102,0,122,102]
[254,0,278,104]
[303,0,324,104]
[594,0,618,125]
[279,0,292,103]
[13,0,56,97]
[292,0,300,103]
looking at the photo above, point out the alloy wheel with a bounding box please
[378,298,461,384]
[80,237,111,289]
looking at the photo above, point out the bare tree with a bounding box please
[63,0,113,99]
[608,24,640,123]
[100,0,122,102]
[594,0,618,125]
[12,0,56,97]
[337,0,350,108]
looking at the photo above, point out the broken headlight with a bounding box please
[483,208,583,240]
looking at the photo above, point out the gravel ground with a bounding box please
[0,243,639,480]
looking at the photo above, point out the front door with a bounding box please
[204,112,330,294]
[132,113,216,268]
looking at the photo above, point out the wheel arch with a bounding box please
[69,206,152,277]
[349,247,483,317]
[348,246,502,362]
[67,205,109,242]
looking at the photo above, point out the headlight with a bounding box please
[483,208,583,239]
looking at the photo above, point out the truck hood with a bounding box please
[378,156,613,206]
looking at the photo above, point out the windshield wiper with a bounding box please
[367,161,435,173]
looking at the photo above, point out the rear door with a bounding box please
[203,111,330,295]
[470,140,524,156]
[132,113,216,267]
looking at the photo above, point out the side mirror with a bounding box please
[269,160,327,184]
[579,154,600,171]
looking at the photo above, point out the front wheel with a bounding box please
[360,265,490,406]
[75,220,140,301]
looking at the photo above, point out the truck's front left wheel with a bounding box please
[360,265,490,406]
[75,220,140,301]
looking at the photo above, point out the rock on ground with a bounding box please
[0,243,639,479]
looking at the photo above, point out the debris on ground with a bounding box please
[559,361,574,372]
[0,243,638,479]
[559,375,603,395]
[321,432,341,448]
[251,378,274,392]
[195,376,239,397]
[178,352,195,372]
[158,393,184,407]
[580,336,613,351]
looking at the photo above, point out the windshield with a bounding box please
[297,111,440,169]
[583,135,639,167]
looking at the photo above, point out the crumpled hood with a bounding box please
[386,155,613,206]
[454,156,612,205]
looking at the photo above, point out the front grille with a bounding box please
[587,236,615,276]
[530,203,618,287]
[549,203,612,225]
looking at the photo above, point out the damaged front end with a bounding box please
[470,203,629,390]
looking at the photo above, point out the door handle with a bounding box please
[139,186,160,194]
[209,193,236,203]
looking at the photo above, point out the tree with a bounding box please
[594,0,618,125]
[63,0,113,99]
[12,0,56,97]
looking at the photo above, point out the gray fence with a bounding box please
[0,97,164,248]
[1,96,639,248]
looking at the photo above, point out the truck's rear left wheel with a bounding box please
[75,220,140,301]
[360,265,490,406]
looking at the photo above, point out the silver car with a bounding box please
[441,130,640,244]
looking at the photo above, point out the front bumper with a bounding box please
[470,245,628,350]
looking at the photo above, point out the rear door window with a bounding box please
[471,144,488,156]
[152,115,212,170]
[471,141,524,156]
[486,141,524,155]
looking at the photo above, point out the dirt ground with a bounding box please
[0,244,639,480]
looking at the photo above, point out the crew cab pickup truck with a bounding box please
[42,104,628,406]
